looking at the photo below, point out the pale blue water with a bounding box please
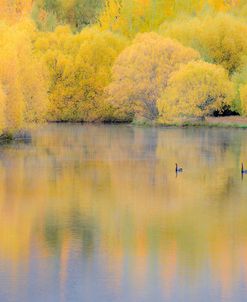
[0,124,246,302]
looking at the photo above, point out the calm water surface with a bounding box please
[0,124,247,302]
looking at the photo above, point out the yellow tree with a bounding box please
[98,0,123,32]
[240,84,247,116]
[0,19,48,134]
[0,0,33,22]
[98,0,203,37]
[32,0,103,31]
[160,14,247,74]
[98,0,241,37]
[208,0,240,11]
[0,49,24,131]
[106,32,200,121]
[0,84,5,131]
[35,26,127,122]
[158,61,234,122]
[231,65,247,114]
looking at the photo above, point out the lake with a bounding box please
[0,124,247,302]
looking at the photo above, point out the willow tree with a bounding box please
[98,0,240,37]
[107,32,200,121]
[0,20,48,133]
[98,0,202,37]
[35,26,127,121]
[0,0,33,22]
[158,61,234,122]
[160,14,247,74]
[32,0,104,31]
[231,66,247,113]
[240,84,247,116]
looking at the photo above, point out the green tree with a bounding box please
[33,0,104,31]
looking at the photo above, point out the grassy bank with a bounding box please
[132,116,247,128]
[158,117,247,128]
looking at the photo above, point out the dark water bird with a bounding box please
[175,163,183,173]
[241,163,247,174]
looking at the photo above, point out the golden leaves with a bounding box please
[158,61,234,121]
[161,14,247,74]
[0,0,33,22]
[0,21,48,133]
[35,27,127,122]
[97,0,242,37]
[240,84,247,116]
[107,32,200,121]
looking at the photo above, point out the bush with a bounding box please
[107,32,200,121]
[0,20,48,134]
[160,14,247,74]
[240,84,247,116]
[158,61,234,122]
[35,26,127,122]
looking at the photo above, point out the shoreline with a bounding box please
[48,116,247,128]
[2,116,247,145]
[134,116,247,128]
[0,130,32,144]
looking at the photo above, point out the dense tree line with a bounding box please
[32,0,104,31]
[1,0,247,133]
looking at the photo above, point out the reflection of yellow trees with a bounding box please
[0,125,247,292]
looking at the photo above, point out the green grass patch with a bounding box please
[158,121,247,128]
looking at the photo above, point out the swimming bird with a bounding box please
[241,163,247,174]
[175,163,183,173]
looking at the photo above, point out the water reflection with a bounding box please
[0,124,247,301]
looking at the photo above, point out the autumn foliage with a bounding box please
[158,62,234,122]
[240,84,247,116]
[0,0,33,22]
[160,14,247,74]
[107,33,199,121]
[98,0,240,38]
[35,26,126,121]
[1,0,247,131]
[0,19,48,134]
[32,0,103,31]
